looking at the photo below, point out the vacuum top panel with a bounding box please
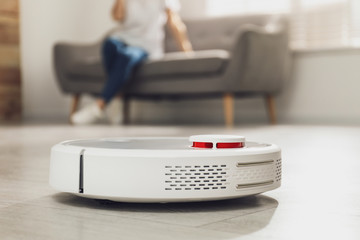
[62,137,271,150]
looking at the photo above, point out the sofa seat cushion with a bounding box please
[67,49,230,80]
[137,50,230,77]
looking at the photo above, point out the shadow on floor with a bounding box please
[0,193,279,239]
[52,192,278,214]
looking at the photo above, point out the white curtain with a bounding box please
[206,0,360,50]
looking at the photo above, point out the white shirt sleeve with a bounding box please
[165,0,181,12]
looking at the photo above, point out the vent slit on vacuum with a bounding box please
[164,164,228,191]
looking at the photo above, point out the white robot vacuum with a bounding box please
[49,135,281,202]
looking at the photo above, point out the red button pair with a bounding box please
[192,142,244,149]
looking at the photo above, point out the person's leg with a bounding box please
[101,43,148,104]
[122,45,149,82]
[101,37,127,74]
[71,40,148,125]
[95,38,125,110]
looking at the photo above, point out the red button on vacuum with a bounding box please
[192,142,213,148]
[190,135,246,149]
[216,142,244,148]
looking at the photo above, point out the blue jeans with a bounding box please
[101,38,148,103]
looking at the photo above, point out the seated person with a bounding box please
[71,0,193,125]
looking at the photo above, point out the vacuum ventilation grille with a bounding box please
[164,165,228,191]
[275,158,282,182]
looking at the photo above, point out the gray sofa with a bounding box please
[54,14,290,126]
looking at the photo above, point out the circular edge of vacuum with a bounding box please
[49,135,282,202]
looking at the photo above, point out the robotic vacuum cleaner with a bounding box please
[49,135,281,202]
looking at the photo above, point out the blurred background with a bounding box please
[1,0,360,125]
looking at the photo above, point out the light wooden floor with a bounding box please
[0,124,360,239]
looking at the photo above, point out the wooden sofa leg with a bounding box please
[69,94,81,124]
[265,94,277,124]
[223,93,234,128]
[123,97,130,125]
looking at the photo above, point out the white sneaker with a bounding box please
[71,103,106,125]
[106,98,123,125]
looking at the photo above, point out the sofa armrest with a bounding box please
[53,42,102,93]
[225,22,290,94]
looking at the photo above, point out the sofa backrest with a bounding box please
[164,14,287,52]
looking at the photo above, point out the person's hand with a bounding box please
[112,0,125,22]
[166,8,193,53]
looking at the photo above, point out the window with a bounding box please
[206,0,360,50]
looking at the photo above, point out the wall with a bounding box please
[20,0,114,121]
[178,0,207,19]
[278,50,360,125]
[20,0,360,125]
